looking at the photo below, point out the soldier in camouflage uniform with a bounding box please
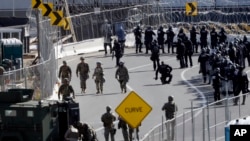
[58,60,72,83]
[58,78,75,100]
[101,106,116,141]
[92,61,105,94]
[115,62,129,93]
[76,57,90,94]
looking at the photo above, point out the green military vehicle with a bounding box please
[0,89,80,141]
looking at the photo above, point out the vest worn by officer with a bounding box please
[60,65,71,78]
[77,63,89,75]
[101,112,115,128]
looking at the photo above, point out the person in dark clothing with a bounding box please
[162,95,178,141]
[133,25,143,53]
[144,26,156,54]
[200,26,208,49]
[102,20,113,55]
[183,36,193,67]
[218,27,227,44]
[228,42,237,63]
[232,66,249,105]
[236,40,248,68]
[198,48,209,83]
[190,26,199,53]
[112,39,123,67]
[157,25,166,53]
[176,38,186,68]
[150,40,160,71]
[243,35,250,66]
[212,68,227,103]
[165,26,175,53]
[118,116,129,141]
[155,61,173,84]
[177,28,186,41]
[210,27,218,49]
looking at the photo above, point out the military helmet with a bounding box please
[63,60,67,64]
[106,106,111,111]
[97,61,102,65]
[119,61,124,66]
[168,95,174,102]
[179,28,183,32]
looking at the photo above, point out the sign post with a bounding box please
[115,91,152,128]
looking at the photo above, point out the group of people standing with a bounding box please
[58,57,130,100]
[198,36,250,105]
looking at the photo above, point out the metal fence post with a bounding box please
[191,101,195,141]
[202,108,205,141]
[162,116,164,141]
[183,112,185,141]
[214,106,217,141]
[206,99,211,141]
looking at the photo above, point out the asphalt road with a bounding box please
[58,47,250,141]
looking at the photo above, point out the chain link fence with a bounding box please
[1,11,58,100]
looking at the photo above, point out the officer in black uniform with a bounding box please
[165,26,175,53]
[150,40,160,71]
[210,27,218,49]
[190,26,199,53]
[144,26,156,54]
[157,25,166,53]
[155,61,173,84]
[133,25,143,53]
[183,36,193,67]
[233,66,249,105]
[212,68,227,104]
[177,28,186,41]
[200,26,208,49]
[218,27,227,44]
[176,38,186,68]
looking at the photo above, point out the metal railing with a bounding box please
[141,94,250,141]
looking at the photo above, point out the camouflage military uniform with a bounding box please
[58,83,75,100]
[115,63,129,93]
[92,64,104,94]
[76,59,90,93]
[101,106,116,141]
[58,62,72,83]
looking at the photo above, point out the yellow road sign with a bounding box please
[186,2,198,16]
[41,2,53,17]
[115,91,152,128]
[49,10,64,26]
[63,17,71,30]
[31,0,42,9]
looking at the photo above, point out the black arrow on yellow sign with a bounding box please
[32,0,42,9]
[42,3,53,17]
[50,11,63,26]
[187,3,196,16]
[186,2,198,16]
[63,18,70,30]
